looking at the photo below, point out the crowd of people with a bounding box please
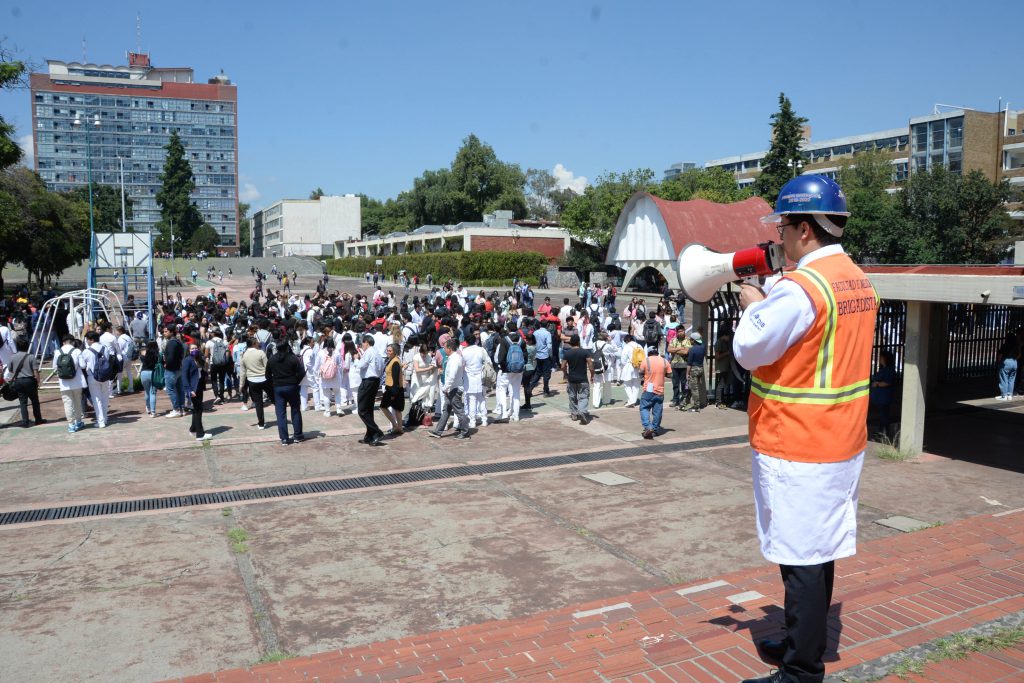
[0,274,750,443]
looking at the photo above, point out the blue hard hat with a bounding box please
[761,174,850,236]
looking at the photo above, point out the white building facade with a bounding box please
[252,195,361,258]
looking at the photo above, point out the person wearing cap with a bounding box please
[638,344,671,438]
[684,332,707,412]
[733,175,877,683]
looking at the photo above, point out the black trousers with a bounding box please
[357,377,383,440]
[780,561,835,683]
[249,381,274,427]
[14,377,43,426]
[189,389,205,438]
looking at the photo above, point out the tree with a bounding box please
[559,168,655,248]
[0,189,22,295]
[238,202,251,256]
[155,131,204,246]
[359,193,415,236]
[449,134,527,220]
[525,168,558,219]
[309,187,325,200]
[189,224,220,254]
[0,167,88,287]
[549,187,578,218]
[67,184,133,233]
[898,168,1020,264]
[836,151,905,262]
[754,92,809,203]
[0,48,25,171]
[651,167,751,204]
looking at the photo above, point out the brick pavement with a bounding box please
[161,508,1024,682]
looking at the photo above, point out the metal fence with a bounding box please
[704,294,1021,387]
[944,304,1024,380]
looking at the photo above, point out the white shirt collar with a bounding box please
[796,243,846,269]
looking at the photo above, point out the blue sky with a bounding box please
[1,0,1020,214]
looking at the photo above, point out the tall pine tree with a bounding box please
[155,131,204,247]
[754,93,809,204]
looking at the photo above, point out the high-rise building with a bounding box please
[29,52,239,250]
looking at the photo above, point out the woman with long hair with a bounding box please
[140,340,161,417]
[380,342,405,436]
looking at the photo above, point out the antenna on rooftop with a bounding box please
[136,12,142,54]
[82,35,87,62]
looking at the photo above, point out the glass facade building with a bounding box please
[29,54,239,249]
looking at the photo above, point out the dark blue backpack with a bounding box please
[90,348,116,382]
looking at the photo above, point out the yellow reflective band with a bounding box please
[790,267,837,389]
[751,378,870,405]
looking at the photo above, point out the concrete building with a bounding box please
[251,195,361,258]
[668,106,1024,204]
[339,211,571,263]
[30,53,240,249]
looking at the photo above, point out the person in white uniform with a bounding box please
[733,175,875,683]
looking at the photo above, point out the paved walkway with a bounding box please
[166,508,1024,682]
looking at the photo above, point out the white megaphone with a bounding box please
[677,241,787,303]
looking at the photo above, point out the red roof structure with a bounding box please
[605,192,776,290]
[646,194,776,253]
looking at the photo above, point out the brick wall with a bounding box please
[963,110,1001,182]
[471,236,565,262]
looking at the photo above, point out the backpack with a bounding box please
[125,338,139,362]
[505,338,525,374]
[484,333,499,360]
[56,349,78,380]
[631,344,646,370]
[152,357,166,390]
[591,342,605,374]
[211,339,229,367]
[642,319,661,346]
[320,352,338,380]
[90,348,116,382]
[482,356,497,388]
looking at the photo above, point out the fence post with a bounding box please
[899,301,932,455]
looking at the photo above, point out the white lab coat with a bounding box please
[734,244,863,566]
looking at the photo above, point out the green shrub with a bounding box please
[326,251,548,283]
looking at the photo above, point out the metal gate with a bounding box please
[943,304,1024,380]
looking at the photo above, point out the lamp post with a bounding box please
[73,112,101,295]
[787,158,804,178]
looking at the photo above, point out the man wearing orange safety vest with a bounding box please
[734,175,877,683]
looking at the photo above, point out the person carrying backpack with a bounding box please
[642,311,663,352]
[495,322,526,422]
[205,330,231,404]
[53,334,86,432]
[81,330,115,428]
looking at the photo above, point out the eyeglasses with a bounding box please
[777,221,799,237]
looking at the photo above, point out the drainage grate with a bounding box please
[0,434,747,526]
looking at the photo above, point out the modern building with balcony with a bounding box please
[251,195,361,258]
[668,105,1024,202]
[29,52,239,249]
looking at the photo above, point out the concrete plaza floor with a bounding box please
[1,370,1023,682]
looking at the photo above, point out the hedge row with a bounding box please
[325,251,548,282]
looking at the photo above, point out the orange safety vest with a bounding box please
[748,252,878,463]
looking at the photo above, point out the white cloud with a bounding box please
[240,182,261,202]
[552,163,587,194]
[17,134,33,168]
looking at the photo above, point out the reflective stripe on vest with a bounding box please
[749,265,869,406]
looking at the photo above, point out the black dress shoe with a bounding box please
[758,638,787,662]
[741,670,788,683]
